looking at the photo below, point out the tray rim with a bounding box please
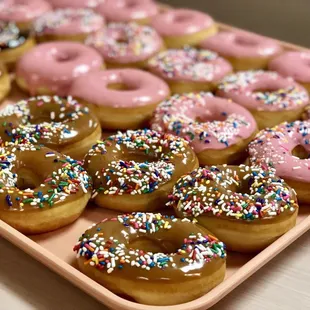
[1,21,310,310]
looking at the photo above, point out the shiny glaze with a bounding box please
[0,22,29,51]
[34,8,104,36]
[74,213,226,280]
[0,96,100,149]
[86,22,163,64]
[70,69,169,107]
[97,0,158,23]
[16,41,103,96]
[49,0,103,9]
[0,144,92,212]
[151,8,214,37]
[151,92,257,153]
[248,121,310,183]
[269,51,310,84]
[217,70,309,112]
[148,48,232,82]
[200,30,282,58]
[0,0,51,23]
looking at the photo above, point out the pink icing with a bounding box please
[16,42,103,96]
[49,0,104,9]
[0,0,51,23]
[151,92,256,153]
[70,69,170,108]
[148,48,232,82]
[151,8,214,37]
[217,70,309,112]
[200,30,282,58]
[97,0,158,23]
[269,51,310,84]
[86,23,163,64]
[248,121,310,182]
[34,8,104,36]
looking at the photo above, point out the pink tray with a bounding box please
[1,22,310,310]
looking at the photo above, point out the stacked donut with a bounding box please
[0,0,308,307]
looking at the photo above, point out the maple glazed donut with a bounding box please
[86,22,164,69]
[217,70,309,129]
[200,30,282,71]
[269,51,310,93]
[151,92,257,165]
[168,165,298,252]
[83,129,198,212]
[0,96,101,159]
[74,212,226,305]
[70,69,170,130]
[148,48,232,94]
[16,41,104,96]
[34,8,105,43]
[0,63,11,102]
[0,144,92,234]
[151,8,217,48]
[248,120,310,204]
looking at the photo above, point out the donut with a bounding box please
[86,22,164,69]
[73,212,226,305]
[151,92,257,165]
[49,0,103,9]
[0,63,11,102]
[151,8,217,48]
[248,120,310,204]
[16,41,104,96]
[70,69,170,130]
[0,143,92,234]
[0,0,52,31]
[34,8,105,43]
[269,51,310,93]
[200,30,283,71]
[217,70,309,129]
[83,129,198,212]
[168,165,298,252]
[0,22,35,70]
[147,47,232,94]
[0,96,101,159]
[97,0,158,25]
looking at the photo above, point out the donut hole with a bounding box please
[116,37,129,45]
[234,36,258,46]
[253,86,282,94]
[107,82,138,91]
[124,0,138,8]
[15,167,42,190]
[128,236,177,253]
[173,13,192,23]
[55,50,78,62]
[292,144,310,159]
[121,152,158,163]
[195,113,227,123]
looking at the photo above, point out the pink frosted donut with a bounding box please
[151,92,257,165]
[269,51,310,92]
[97,0,158,24]
[86,22,163,68]
[0,0,51,28]
[70,69,170,129]
[16,41,103,96]
[34,8,104,42]
[49,0,104,9]
[148,47,232,94]
[217,70,309,129]
[200,31,282,71]
[151,8,217,48]
[248,120,310,203]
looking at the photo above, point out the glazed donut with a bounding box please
[97,0,158,25]
[0,0,51,31]
[86,22,164,69]
[0,96,101,159]
[217,70,309,129]
[151,8,217,48]
[269,51,310,93]
[16,42,104,96]
[147,47,232,94]
[0,22,35,70]
[151,92,257,165]
[200,30,282,71]
[74,212,226,305]
[168,165,298,252]
[34,8,105,43]
[83,129,198,212]
[0,143,92,234]
[49,0,103,9]
[0,63,11,102]
[70,69,170,129]
[248,120,310,204]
